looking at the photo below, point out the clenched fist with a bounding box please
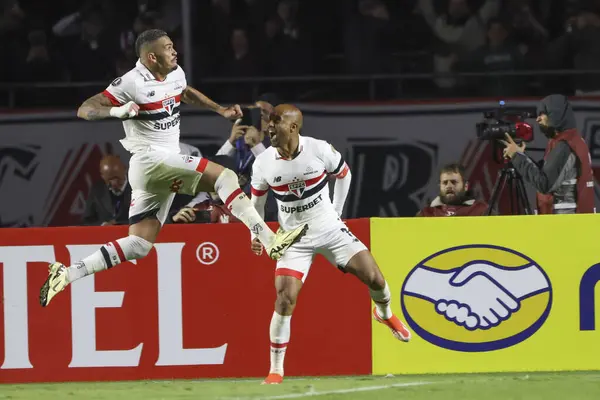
[109,101,139,119]
[251,238,263,256]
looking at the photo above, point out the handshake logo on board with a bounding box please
[401,245,552,352]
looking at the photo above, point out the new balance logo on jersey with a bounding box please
[274,176,282,183]
[280,194,322,214]
[148,90,155,97]
[163,97,176,115]
[288,180,306,198]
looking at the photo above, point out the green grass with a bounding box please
[1,372,599,400]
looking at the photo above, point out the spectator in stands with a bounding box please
[546,8,600,95]
[459,18,526,96]
[18,29,64,82]
[64,11,116,82]
[416,0,500,91]
[417,163,488,217]
[343,0,393,75]
[83,154,131,226]
[503,0,549,49]
[264,0,312,77]
[220,27,261,103]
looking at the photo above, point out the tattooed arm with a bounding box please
[77,93,139,121]
[77,93,115,120]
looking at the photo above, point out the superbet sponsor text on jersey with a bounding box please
[103,60,186,154]
[251,136,349,232]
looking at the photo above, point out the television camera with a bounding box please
[476,101,534,143]
[475,101,537,216]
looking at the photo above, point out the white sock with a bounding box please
[370,281,393,319]
[215,169,275,246]
[269,311,291,375]
[66,235,153,283]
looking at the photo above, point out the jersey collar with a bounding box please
[136,59,163,82]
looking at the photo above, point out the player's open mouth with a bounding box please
[268,127,277,139]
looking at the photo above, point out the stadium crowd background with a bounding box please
[1,0,600,108]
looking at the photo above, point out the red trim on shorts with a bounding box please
[275,268,304,281]
[138,95,182,111]
[270,342,288,348]
[251,186,267,197]
[196,158,209,173]
[102,90,122,106]
[111,241,126,263]
[225,188,243,207]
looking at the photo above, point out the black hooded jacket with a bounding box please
[511,95,580,211]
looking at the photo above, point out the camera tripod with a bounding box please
[485,162,532,216]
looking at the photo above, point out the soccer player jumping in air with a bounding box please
[39,30,307,307]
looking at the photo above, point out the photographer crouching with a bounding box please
[501,94,595,214]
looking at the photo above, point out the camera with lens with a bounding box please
[475,102,537,215]
[476,101,535,143]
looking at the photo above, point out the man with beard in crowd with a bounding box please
[417,163,488,217]
[501,94,595,214]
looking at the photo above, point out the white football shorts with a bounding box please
[128,150,208,225]
[275,220,368,283]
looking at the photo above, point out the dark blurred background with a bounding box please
[2,0,600,108]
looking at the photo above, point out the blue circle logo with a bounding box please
[401,244,552,352]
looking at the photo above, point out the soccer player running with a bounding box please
[250,104,411,385]
[39,30,307,307]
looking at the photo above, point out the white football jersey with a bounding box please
[103,60,186,154]
[251,135,349,232]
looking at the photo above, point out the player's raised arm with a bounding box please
[181,85,242,120]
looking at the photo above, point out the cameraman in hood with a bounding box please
[502,94,595,214]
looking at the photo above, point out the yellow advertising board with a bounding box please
[370,215,600,374]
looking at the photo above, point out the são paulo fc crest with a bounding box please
[163,97,176,115]
[288,180,306,199]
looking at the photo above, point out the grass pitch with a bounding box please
[1,371,599,400]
